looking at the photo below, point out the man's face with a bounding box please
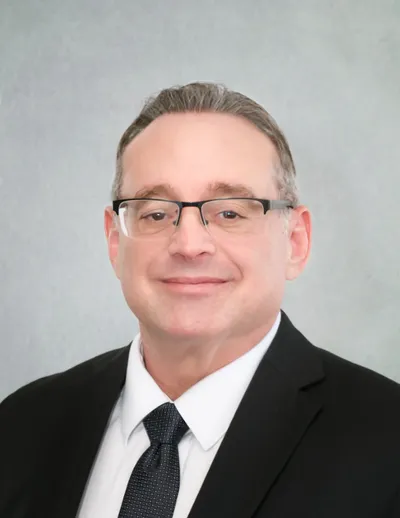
[105,112,310,342]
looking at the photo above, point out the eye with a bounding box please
[141,211,167,222]
[219,210,240,220]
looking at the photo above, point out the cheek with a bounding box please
[118,240,171,300]
[238,234,287,287]
[118,243,148,288]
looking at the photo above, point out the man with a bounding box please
[1,82,399,518]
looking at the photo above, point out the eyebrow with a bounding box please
[133,184,178,199]
[132,181,257,200]
[209,182,257,198]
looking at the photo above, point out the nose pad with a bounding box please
[174,205,208,230]
[170,207,214,244]
[167,205,217,256]
[200,212,208,227]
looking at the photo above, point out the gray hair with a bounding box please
[112,82,299,210]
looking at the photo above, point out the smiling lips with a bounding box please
[162,277,227,284]
[161,277,228,293]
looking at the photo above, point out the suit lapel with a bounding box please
[49,346,130,518]
[188,312,325,518]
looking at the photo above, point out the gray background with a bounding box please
[1,0,399,400]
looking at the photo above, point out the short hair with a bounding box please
[112,82,299,207]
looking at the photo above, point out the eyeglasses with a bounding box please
[112,197,294,238]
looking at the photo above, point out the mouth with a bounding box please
[163,277,227,284]
[161,277,228,294]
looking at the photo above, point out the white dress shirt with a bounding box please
[78,311,281,518]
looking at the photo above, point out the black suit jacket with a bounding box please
[1,311,400,518]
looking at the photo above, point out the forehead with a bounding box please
[120,112,279,199]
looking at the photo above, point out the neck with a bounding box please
[139,313,279,400]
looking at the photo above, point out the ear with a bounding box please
[104,206,121,279]
[285,205,312,281]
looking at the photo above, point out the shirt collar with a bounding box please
[121,311,281,450]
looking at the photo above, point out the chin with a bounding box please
[132,297,231,337]
[163,324,216,337]
[157,317,225,338]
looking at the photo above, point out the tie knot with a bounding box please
[143,403,188,445]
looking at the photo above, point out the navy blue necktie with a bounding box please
[118,402,189,518]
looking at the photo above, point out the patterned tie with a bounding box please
[118,402,189,518]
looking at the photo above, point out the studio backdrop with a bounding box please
[1,0,399,399]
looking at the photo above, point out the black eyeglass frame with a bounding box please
[113,197,294,228]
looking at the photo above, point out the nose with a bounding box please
[167,207,216,259]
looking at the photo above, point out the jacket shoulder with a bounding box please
[0,345,130,413]
[314,344,400,406]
